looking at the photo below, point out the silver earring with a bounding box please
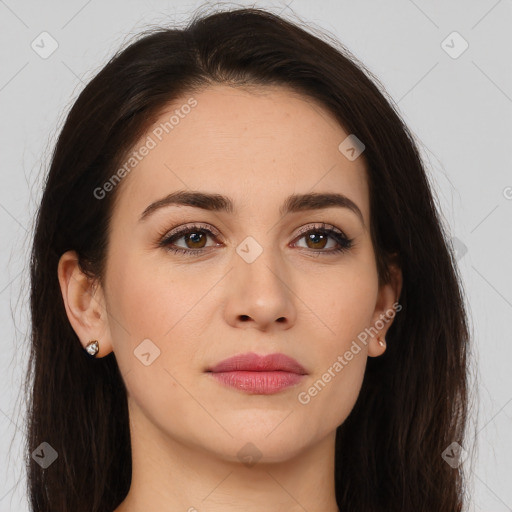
[85,340,99,357]
[378,336,386,348]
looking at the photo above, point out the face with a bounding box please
[62,84,401,464]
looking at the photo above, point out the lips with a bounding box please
[206,352,307,394]
[207,352,307,375]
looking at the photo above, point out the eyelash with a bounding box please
[157,222,353,257]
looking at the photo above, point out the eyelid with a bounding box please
[162,222,221,239]
[292,222,347,239]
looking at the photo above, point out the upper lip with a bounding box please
[207,352,307,375]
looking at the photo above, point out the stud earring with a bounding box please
[85,340,99,357]
[377,336,386,348]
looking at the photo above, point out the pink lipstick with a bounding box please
[206,352,307,394]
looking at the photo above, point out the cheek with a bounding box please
[297,256,378,350]
[297,353,367,434]
[296,277,375,428]
[107,253,202,340]
[106,252,221,389]
[329,275,378,343]
[293,260,377,428]
[105,256,207,433]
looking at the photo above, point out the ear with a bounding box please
[57,250,113,357]
[368,260,402,357]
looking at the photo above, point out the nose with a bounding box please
[223,244,297,332]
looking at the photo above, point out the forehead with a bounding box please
[111,84,369,225]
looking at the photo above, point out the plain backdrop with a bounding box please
[1,1,511,510]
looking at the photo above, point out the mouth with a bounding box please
[205,352,307,395]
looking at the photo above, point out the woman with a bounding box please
[25,6,471,512]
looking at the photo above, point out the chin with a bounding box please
[200,429,311,465]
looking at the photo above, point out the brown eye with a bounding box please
[182,231,208,249]
[159,224,220,256]
[304,232,329,250]
[293,224,353,255]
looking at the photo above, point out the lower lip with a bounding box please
[209,371,305,394]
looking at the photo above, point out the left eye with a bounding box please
[291,225,353,254]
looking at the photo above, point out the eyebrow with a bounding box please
[139,190,365,226]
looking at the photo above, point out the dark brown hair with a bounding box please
[25,5,472,511]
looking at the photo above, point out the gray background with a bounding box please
[1,0,511,510]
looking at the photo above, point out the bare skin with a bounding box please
[58,84,402,512]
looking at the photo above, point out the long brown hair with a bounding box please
[25,6,473,511]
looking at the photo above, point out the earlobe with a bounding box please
[368,262,402,358]
[57,250,112,357]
